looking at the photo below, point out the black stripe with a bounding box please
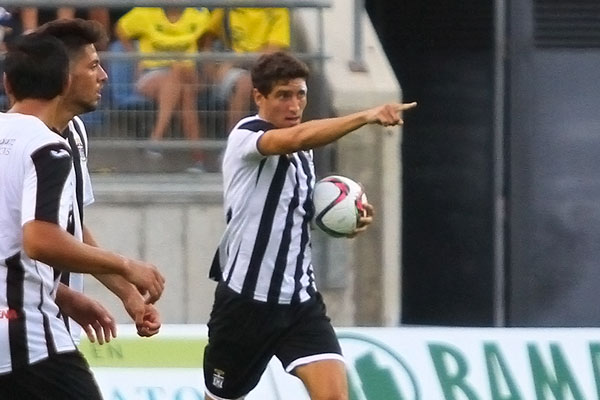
[5,252,28,370]
[59,272,71,332]
[31,143,72,224]
[209,249,222,281]
[241,155,290,298]
[225,246,241,285]
[37,263,56,355]
[67,125,84,223]
[292,152,315,304]
[267,158,301,302]
[238,119,275,133]
[256,158,266,185]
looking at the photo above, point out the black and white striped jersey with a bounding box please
[59,116,94,343]
[0,112,81,374]
[211,115,317,304]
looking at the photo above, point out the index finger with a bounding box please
[394,102,417,112]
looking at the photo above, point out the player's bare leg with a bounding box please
[295,359,348,400]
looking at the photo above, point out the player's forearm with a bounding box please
[23,220,130,276]
[55,283,84,317]
[260,110,370,155]
[83,224,144,304]
[94,273,138,303]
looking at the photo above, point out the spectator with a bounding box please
[116,7,211,166]
[203,8,291,131]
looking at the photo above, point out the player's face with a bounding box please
[64,44,107,114]
[257,78,307,128]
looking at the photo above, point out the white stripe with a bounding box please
[285,353,346,373]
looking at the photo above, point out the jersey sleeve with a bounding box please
[228,128,265,161]
[21,143,73,226]
[229,119,276,161]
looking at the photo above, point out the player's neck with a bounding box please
[54,102,77,132]
[9,98,63,132]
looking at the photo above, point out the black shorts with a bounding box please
[203,284,343,399]
[0,351,103,400]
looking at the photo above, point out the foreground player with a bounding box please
[36,18,161,339]
[204,52,416,399]
[0,34,164,399]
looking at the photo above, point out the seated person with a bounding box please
[116,7,211,152]
[203,8,290,131]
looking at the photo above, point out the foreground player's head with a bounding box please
[36,18,108,114]
[3,33,69,102]
[251,51,310,128]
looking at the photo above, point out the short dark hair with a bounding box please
[5,33,69,101]
[36,18,107,61]
[251,51,310,96]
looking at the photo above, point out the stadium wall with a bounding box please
[85,1,403,327]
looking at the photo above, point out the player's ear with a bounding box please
[62,73,73,96]
[2,73,10,97]
[253,87,264,108]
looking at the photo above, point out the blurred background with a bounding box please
[2,0,600,329]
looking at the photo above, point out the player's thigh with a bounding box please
[295,359,348,400]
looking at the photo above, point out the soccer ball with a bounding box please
[312,175,368,237]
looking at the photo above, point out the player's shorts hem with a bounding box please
[205,388,243,400]
[285,353,346,373]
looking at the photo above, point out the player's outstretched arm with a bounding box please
[56,283,116,345]
[258,102,417,156]
[23,220,165,301]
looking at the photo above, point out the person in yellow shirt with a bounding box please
[204,8,291,131]
[116,7,211,160]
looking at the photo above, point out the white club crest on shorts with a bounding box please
[212,369,225,389]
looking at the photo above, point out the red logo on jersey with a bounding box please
[0,309,18,320]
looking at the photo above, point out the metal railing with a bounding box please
[0,0,332,149]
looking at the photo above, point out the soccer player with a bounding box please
[0,33,164,399]
[204,51,416,400]
[36,18,161,340]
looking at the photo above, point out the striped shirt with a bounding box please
[211,115,317,304]
[0,112,81,374]
[59,116,94,343]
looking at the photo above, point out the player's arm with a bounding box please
[257,102,417,156]
[83,225,161,303]
[23,220,164,300]
[55,283,116,344]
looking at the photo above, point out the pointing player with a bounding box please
[204,51,416,400]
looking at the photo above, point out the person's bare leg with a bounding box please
[20,8,38,33]
[56,7,75,19]
[138,68,182,142]
[294,359,348,400]
[179,65,200,141]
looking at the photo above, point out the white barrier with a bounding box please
[79,325,600,400]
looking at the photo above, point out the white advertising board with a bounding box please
[80,325,600,400]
